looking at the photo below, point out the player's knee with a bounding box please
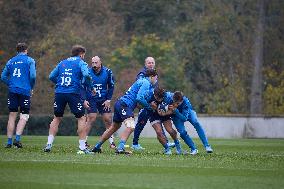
[20,113,29,121]
[156,130,164,138]
[168,129,177,136]
[124,117,135,129]
[88,116,97,122]
[19,113,29,121]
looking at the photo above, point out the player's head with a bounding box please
[172,91,184,107]
[145,57,155,69]
[154,86,165,102]
[16,43,28,53]
[91,56,102,71]
[71,45,86,59]
[145,69,158,85]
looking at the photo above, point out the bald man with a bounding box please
[83,56,116,148]
[132,57,175,150]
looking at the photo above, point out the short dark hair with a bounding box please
[71,45,86,56]
[16,43,28,53]
[173,91,184,102]
[145,69,158,77]
[154,86,165,100]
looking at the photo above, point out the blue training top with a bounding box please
[1,52,36,96]
[163,92,193,122]
[49,56,91,94]
[120,77,155,110]
[86,66,115,101]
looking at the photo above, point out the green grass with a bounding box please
[0,136,284,189]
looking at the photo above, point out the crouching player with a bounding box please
[148,87,182,155]
[158,91,213,155]
[91,69,158,154]
[43,45,95,154]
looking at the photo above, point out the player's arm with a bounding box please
[80,61,95,94]
[49,64,59,84]
[172,99,190,122]
[1,62,10,85]
[29,58,36,89]
[136,81,152,110]
[106,68,115,101]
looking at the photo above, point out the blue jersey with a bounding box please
[120,78,154,110]
[163,92,193,122]
[1,52,36,96]
[87,66,115,101]
[49,56,91,94]
[136,67,147,80]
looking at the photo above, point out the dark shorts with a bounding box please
[8,92,30,114]
[149,111,171,125]
[54,93,84,118]
[87,98,111,114]
[136,108,151,126]
[113,100,134,123]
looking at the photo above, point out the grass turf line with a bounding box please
[0,136,284,189]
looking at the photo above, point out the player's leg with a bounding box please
[102,112,116,148]
[69,93,91,153]
[114,100,135,154]
[92,100,123,153]
[173,117,198,155]
[162,119,182,154]
[6,112,17,148]
[44,93,66,152]
[85,112,97,146]
[116,117,135,153]
[6,92,19,148]
[151,121,171,155]
[13,94,31,148]
[188,110,213,153]
[85,98,98,146]
[132,108,149,150]
[92,122,121,153]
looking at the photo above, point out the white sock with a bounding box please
[109,135,114,144]
[79,139,86,150]
[85,136,88,141]
[47,135,54,145]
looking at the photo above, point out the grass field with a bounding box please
[0,136,284,189]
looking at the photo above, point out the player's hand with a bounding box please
[102,100,111,111]
[83,100,90,110]
[150,101,158,110]
[92,87,96,96]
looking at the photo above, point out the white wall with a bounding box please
[117,115,284,138]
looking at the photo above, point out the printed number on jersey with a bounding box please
[60,76,72,86]
[12,68,21,77]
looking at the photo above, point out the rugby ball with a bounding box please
[158,103,169,113]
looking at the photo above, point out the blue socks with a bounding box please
[95,141,103,149]
[117,140,126,151]
[7,138,12,145]
[15,134,21,142]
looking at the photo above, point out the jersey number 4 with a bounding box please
[12,68,21,77]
